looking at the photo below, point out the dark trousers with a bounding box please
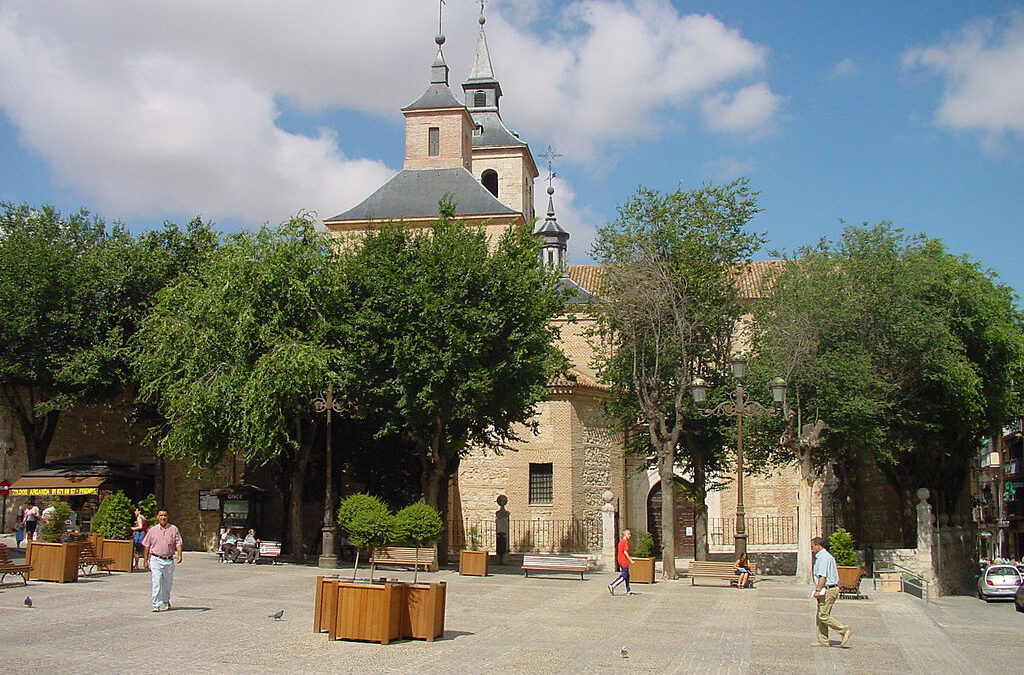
[610,565,631,592]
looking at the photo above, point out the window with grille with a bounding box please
[474,90,487,107]
[428,127,440,156]
[529,463,553,504]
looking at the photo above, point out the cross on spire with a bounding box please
[540,146,562,190]
[438,0,446,36]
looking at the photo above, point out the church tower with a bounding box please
[462,11,538,220]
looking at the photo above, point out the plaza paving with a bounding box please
[1,536,1021,674]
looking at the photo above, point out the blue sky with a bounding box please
[1,1,1022,300]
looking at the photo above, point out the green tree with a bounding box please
[591,180,764,578]
[394,501,443,581]
[337,205,567,521]
[827,527,858,567]
[92,491,135,539]
[751,223,1023,549]
[0,203,217,469]
[133,216,343,561]
[39,500,72,542]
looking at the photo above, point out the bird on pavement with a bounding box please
[621,646,629,659]
[24,596,33,608]
[269,610,284,621]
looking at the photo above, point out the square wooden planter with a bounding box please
[331,581,404,644]
[401,581,446,641]
[102,539,135,572]
[459,550,488,576]
[27,541,82,583]
[313,575,341,634]
[630,557,656,584]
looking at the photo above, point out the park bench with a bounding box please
[258,540,281,564]
[687,560,756,587]
[370,546,438,572]
[0,543,32,586]
[78,541,114,576]
[522,554,590,580]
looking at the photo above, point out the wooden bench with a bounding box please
[688,560,756,587]
[78,541,114,576]
[370,546,438,572]
[522,554,590,580]
[0,543,32,586]
[258,541,281,564]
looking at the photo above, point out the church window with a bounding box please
[428,127,440,156]
[482,169,498,198]
[529,463,553,504]
[474,90,486,107]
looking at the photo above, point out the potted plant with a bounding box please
[337,493,396,581]
[629,530,657,584]
[91,490,134,571]
[27,500,81,583]
[459,525,488,577]
[394,502,446,640]
[828,527,863,595]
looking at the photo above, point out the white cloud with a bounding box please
[700,83,781,137]
[0,0,778,224]
[704,156,758,182]
[903,10,1024,142]
[828,57,859,80]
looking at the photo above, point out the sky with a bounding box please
[1,0,1022,300]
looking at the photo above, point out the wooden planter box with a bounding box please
[459,550,488,576]
[630,557,656,584]
[102,538,134,572]
[837,565,863,595]
[27,541,82,583]
[401,581,446,641]
[331,581,404,644]
[313,575,341,634]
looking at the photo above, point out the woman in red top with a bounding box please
[131,507,149,556]
[608,529,636,595]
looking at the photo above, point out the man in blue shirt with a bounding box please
[811,537,851,647]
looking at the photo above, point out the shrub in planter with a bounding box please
[394,502,443,582]
[338,493,396,580]
[92,491,134,540]
[629,530,657,584]
[39,500,73,543]
[631,530,655,558]
[827,527,858,566]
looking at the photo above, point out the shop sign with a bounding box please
[0,479,10,496]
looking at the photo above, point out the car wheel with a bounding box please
[979,590,984,600]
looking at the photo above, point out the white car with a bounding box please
[977,564,1022,601]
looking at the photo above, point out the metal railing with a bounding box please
[707,515,836,546]
[873,562,930,602]
[447,517,600,554]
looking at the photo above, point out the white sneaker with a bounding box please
[151,605,161,612]
[608,583,615,595]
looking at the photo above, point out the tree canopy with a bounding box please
[751,222,1024,541]
[591,179,764,574]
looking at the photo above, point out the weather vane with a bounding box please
[479,0,487,18]
[438,0,445,36]
[540,145,562,190]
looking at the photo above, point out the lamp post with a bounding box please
[313,385,346,568]
[691,357,786,558]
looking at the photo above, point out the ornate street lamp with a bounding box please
[313,385,346,568]
[691,357,786,558]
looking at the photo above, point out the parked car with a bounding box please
[1016,583,1024,613]
[977,564,1022,601]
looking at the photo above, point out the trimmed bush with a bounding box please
[631,530,655,558]
[39,500,73,543]
[828,527,858,566]
[92,491,134,539]
[394,502,443,548]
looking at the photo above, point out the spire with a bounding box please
[431,34,449,85]
[463,5,501,112]
[534,147,569,271]
[467,12,496,82]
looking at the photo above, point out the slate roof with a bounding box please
[327,167,519,222]
[568,261,786,301]
[402,84,465,111]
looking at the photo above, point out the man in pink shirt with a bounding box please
[141,509,183,612]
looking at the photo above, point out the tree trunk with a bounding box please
[287,419,314,563]
[692,450,709,561]
[3,385,60,469]
[658,447,677,580]
[796,450,814,584]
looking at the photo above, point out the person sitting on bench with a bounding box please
[241,528,261,564]
[734,553,752,588]
[219,528,241,563]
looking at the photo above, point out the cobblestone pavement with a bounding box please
[1,540,1020,674]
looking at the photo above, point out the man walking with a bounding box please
[142,510,183,612]
[608,529,636,596]
[811,537,851,647]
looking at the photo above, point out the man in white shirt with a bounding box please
[811,537,851,647]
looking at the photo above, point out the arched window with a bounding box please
[474,90,487,107]
[481,169,498,197]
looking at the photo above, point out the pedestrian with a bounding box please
[141,509,183,612]
[21,498,40,543]
[810,537,851,647]
[131,506,149,563]
[608,529,636,596]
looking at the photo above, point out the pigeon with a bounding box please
[620,646,629,659]
[24,596,32,608]
[268,610,284,621]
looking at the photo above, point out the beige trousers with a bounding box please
[815,586,847,643]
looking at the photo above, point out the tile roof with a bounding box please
[568,261,785,300]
